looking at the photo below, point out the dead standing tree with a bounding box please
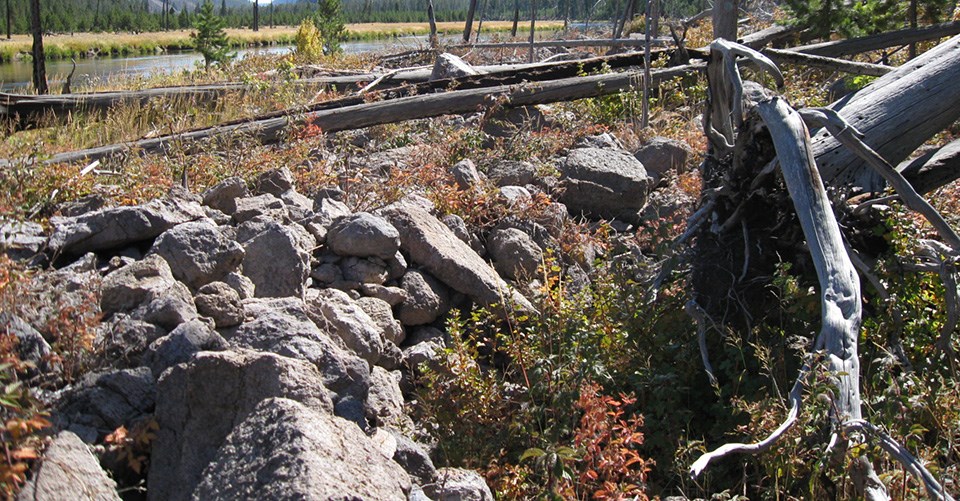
[687,38,960,499]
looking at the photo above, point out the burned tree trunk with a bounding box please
[29,0,47,95]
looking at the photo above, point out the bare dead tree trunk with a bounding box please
[908,0,918,58]
[712,0,738,40]
[253,0,259,32]
[475,0,488,42]
[649,0,658,38]
[464,0,479,42]
[528,0,537,62]
[511,0,519,37]
[427,0,438,48]
[6,0,11,40]
[29,0,47,95]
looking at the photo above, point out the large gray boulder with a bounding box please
[241,221,310,298]
[559,147,654,222]
[327,212,400,260]
[1,219,45,263]
[147,350,333,501]
[55,367,156,442]
[150,220,244,290]
[307,288,384,366]
[380,201,534,313]
[487,228,543,280]
[634,136,694,178]
[192,398,410,500]
[398,269,451,326]
[256,167,296,197]
[365,366,405,426]
[232,194,288,224]
[357,296,405,345]
[225,297,369,400]
[387,428,438,486]
[486,160,538,187]
[48,194,205,255]
[142,319,228,377]
[17,431,120,501]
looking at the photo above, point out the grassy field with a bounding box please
[0,21,566,62]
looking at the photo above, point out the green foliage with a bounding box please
[294,18,324,61]
[313,0,346,54]
[782,0,955,38]
[190,1,233,71]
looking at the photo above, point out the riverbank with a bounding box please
[0,21,566,63]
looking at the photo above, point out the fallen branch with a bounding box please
[898,139,960,195]
[762,48,893,77]
[792,20,960,58]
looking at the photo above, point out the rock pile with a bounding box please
[1,132,695,500]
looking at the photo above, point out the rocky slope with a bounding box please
[0,129,693,499]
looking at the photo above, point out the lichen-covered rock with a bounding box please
[17,431,120,501]
[147,350,333,501]
[191,398,410,500]
[150,220,244,290]
[308,288,384,366]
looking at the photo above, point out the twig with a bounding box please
[684,300,718,386]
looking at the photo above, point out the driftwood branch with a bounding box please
[761,48,893,77]
[792,20,960,57]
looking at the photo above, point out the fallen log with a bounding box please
[24,62,704,167]
[811,33,960,191]
[792,20,960,57]
[761,47,893,77]
[739,24,801,49]
[447,37,671,50]
[899,139,960,195]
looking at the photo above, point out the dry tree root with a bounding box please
[687,38,956,501]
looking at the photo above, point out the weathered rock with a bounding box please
[0,312,52,370]
[55,367,156,440]
[398,269,451,326]
[449,159,484,189]
[483,106,547,138]
[382,201,535,313]
[402,326,448,370]
[311,196,352,224]
[361,283,409,307]
[486,160,538,187]
[341,256,389,284]
[431,52,479,80]
[311,262,342,284]
[143,319,227,377]
[488,228,543,280]
[98,316,167,367]
[280,190,315,221]
[634,136,694,178]
[202,177,248,215]
[559,147,653,222]
[55,193,110,217]
[328,212,400,260]
[192,398,410,500]
[379,340,404,371]
[425,468,494,501]
[148,350,333,501]
[232,194,288,224]
[574,132,624,150]
[365,366,405,426]
[225,297,369,400]
[352,146,416,174]
[150,220,244,290]
[357,296,405,345]
[387,251,408,280]
[100,255,198,330]
[256,167,296,197]
[194,281,244,328]
[241,221,310,298]
[100,254,176,314]
[48,195,205,255]
[308,288,384,366]
[387,428,438,486]
[1,219,45,263]
[442,214,484,255]
[16,431,120,501]
[223,271,255,300]
[499,185,533,206]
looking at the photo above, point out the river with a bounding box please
[0,35,439,92]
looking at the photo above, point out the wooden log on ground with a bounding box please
[447,37,671,50]
[792,20,960,57]
[739,24,800,49]
[899,139,960,195]
[25,63,704,167]
[761,48,893,77]
[811,34,960,191]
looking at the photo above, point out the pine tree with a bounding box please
[314,0,345,54]
[191,1,232,70]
